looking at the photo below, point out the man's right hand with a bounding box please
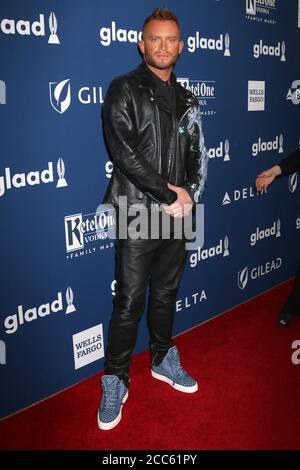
[255,165,282,191]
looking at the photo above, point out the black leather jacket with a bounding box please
[102,63,207,207]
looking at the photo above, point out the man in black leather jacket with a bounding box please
[256,148,300,327]
[98,8,208,431]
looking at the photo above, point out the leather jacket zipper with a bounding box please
[150,89,162,174]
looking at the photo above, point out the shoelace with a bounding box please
[103,380,118,409]
[170,349,187,377]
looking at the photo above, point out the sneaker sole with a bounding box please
[97,391,129,431]
[151,370,198,393]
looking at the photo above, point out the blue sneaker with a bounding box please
[97,375,128,430]
[151,346,198,393]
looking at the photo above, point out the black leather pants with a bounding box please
[106,235,188,386]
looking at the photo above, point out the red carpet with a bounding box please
[1,281,300,450]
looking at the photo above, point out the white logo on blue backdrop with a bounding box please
[289,173,298,193]
[208,139,230,161]
[248,81,265,111]
[0,80,6,104]
[238,258,282,290]
[0,159,68,198]
[253,40,286,61]
[0,12,60,43]
[286,80,300,105]
[0,340,6,365]
[245,0,277,25]
[48,12,60,44]
[3,288,76,335]
[251,134,283,156]
[49,79,71,113]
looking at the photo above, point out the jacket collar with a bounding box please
[137,62,197,119]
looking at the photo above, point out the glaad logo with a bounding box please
[296,217,300,230]
[0,159,68,198]
[56,158,68,187]
[3,287,76,335]
[0,12,60,44]
[49,79,71,113]
[291,340,300,365]
[286,80,300,105]
[208,139,230,161]
[250,219,281,246]
[252,134,283,156]
[222,186,266,205]
[253,40,285,61]
[248,81,265,111]
[0,80,6,104]
[49,79,104,113]
[64,208,115,259]
[73,324,104,370]
[238,257,282,290]
[190,236,229,268]
[0,340,6,365]
[187,32,231,56]
[289,173,298,193]
[99,21,142,47]
[48,12,59,44]
[176,290,207,312]
[177,78,217,116]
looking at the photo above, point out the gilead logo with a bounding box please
[238,258,282,289]
[3,287,76,335]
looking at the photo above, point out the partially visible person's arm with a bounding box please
[256,149,300,191]
[279,148,300,175]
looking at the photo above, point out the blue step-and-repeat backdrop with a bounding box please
[1,0,300,419]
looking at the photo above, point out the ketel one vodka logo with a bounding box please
[64,208,115,258]
[238,258,282,290]
[3,287,76,335]
[0,159,68,198]
[177,78,216,116]
[0,12,60,44]
[289,173,298,193]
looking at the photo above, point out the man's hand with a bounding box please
[162,183,194,218]
[255,165,282,191]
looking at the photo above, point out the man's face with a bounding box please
[139,20,184,71]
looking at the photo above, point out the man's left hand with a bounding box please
[162,183,194,218]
